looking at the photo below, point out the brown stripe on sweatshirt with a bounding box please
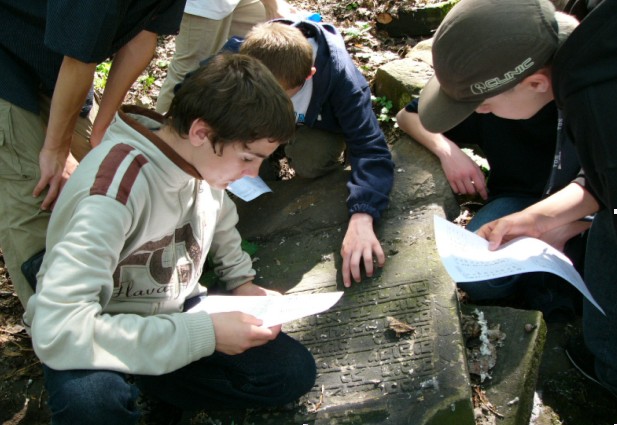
[90,144,149,204]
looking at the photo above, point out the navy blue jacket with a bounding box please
[224,20,394,219]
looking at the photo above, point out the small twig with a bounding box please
[7,339,33,353]
[1,360,41,381]
[472,385,504,419]
[39,387,45,409]
[306,385,325,413]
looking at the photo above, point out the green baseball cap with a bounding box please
[419,0,560,133]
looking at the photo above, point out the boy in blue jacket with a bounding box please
[235,20,395,287]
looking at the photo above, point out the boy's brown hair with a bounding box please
[166,53,295,145]
[240,22,313,90]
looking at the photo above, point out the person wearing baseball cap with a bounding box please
[421,0,617,397]
[396,4,585,323]
[419,0,568,133]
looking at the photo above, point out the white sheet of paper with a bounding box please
[186,292,344,328]
[433,215,604,314]
[226,176,272,202]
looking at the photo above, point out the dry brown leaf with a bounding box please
[386,316,416,337]
[376,12,393,24]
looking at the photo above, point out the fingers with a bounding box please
[36,151,78,210]
[375,246,386,267]
[462,179,476,195]
[451,175,488,199]
[341,249,363,287]
[475,179,489,200]
[34,176,60,211]
[470,168,488,199]
[268,324,282,337]
[211,312,278,355]
[476,221,504,250]
[365,244,386,277]
[252,321,278,340]
[341,244,386,287]
[341,251,354,288]
[340,214,383,286]
[32,175,49,199]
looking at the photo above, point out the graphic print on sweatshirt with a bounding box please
[112,222,203,300]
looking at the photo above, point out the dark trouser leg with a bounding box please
[43,366,141,425]
[582,209,617,394]
[284,126,346,179]
[135,332,316,410]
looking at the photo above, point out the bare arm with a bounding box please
[396,108,488,199]
[477,182,599,250]
[35,57,97,209]
[210,281,282,355]
[90,30,158,146]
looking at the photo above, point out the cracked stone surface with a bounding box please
[204,139,475,424]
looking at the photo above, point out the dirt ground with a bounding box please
[0,253,46,425]
[2,0,617,424]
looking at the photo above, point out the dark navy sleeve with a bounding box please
[330,70,394,220]
[144,0,186,35]
[313,28,394,219]
[44,0,185,64]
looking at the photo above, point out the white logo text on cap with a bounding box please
[470,58,534,95]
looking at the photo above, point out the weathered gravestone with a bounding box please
[195,37,548,423]
[201,139,476,424]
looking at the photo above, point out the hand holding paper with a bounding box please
[187,291,344,327]
[433,215,604,314]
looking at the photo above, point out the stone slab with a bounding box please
[374,38,433,114]
[461,305,547,425]
[375,0,459,37]
[374,58,433,112]
[202,140,474,424]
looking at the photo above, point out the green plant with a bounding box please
[94,61,112,91]
[138,74,156,91]
[342,21,371,40]
[371,95,395,123]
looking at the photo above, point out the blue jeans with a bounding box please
[458,196,582,318]
[43,333,316,425]
[582,209,617,394]
[459,196,538,300]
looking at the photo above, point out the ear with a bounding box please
[188,119,213,148]
[306,66,317,81]
[523,70,551,93]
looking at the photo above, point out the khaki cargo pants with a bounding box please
[156,0,266,113]
[0,96,94,308]
[285,126,346,179]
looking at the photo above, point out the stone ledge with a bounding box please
[461,305,547,425]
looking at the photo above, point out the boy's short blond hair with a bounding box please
[240,22,314,90]
[167,53,295,146]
